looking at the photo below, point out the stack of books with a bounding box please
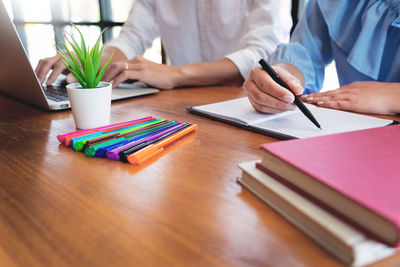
[238,124,400,266]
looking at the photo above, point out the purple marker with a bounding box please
[106,138,146,161]
[106,123,184,161]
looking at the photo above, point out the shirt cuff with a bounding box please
[225,48,262,80]
[268,43,320,94]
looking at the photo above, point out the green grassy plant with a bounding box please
[57,24,113,89]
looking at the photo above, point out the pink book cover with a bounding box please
[260,124,400,245]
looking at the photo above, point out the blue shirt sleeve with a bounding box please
[268,0,333,93]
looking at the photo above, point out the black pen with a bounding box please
[258,59,322,130]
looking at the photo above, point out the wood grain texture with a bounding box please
[0,87,399,267]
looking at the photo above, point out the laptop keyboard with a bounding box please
[43,84,69,102]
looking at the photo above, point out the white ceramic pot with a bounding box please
[66,82,112,129]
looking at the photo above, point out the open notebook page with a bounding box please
[193,97,392,138]
[193,97,302,125]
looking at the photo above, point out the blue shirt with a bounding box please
[269,0,400,94]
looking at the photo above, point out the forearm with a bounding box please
[173,58,244,87]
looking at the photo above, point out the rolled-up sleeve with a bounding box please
[104,0,159,59]
[269,0,333,93]
[225,0,292,80]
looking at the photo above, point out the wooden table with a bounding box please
[0,86,399,267]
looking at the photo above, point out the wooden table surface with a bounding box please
[0,86,399,267]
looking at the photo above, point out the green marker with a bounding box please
[74,132,117,152]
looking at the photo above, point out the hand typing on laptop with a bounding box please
[102,56,243,90]
[34,47,127,86]
[102,56,180,89]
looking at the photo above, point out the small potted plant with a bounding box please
[57,25,113,129]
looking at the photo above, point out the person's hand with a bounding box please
[35,49,118,86]
[102,56,181,89]
[243,65,304,113]
[35,54,77,85]
[302,81,400,115]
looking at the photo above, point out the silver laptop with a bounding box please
[0,0,159,110]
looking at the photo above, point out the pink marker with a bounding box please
[57,116,154,146]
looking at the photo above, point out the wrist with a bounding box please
[170,65,188,88]
[387,84,400,114]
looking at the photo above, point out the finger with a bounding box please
[112,70,141,88]
[303,96,331,105]
[35,56,59,84]
[103,62,143,82]
[274,67,304,95]
[66,73,77,84]
[248,93,295,114]
[251,67,296,104]
[302,88,344,99]
[243,78,294,111]
[303,93,351,104]
[301,91,332,101]
[302,92,329,100]
[316,100,352,111]
[46,61,67,85]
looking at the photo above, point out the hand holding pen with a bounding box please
[243,59,321,129]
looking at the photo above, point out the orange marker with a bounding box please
[127,124,197,165]
[134,148,164,165]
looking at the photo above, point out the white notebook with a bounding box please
[188,97,393,139]
[238,161,396,266]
